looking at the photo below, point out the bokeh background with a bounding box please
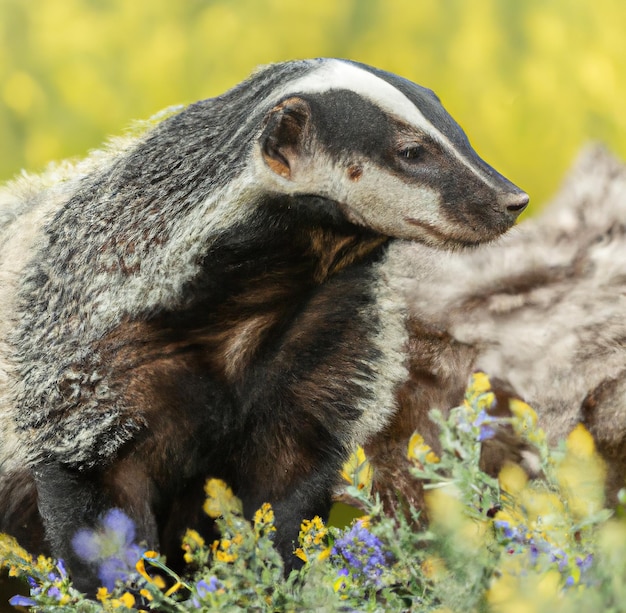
[1,0,625,213]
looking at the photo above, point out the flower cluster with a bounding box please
[8,560,71,609]
[1,534,81,609]
[295,515,329,564]
[331,519,393,589]
[486,419,609,609]
[458,371,502,442]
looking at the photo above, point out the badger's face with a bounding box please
[255,59,528,247]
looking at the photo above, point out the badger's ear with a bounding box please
[259,97,311,179]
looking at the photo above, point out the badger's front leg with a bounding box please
[220,255,408,569]
[32,460,159,595]
[32,463,104,593]
[234,427,341,572]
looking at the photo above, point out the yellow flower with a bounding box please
[139,588,153,602]
[135,557,151,583]
[211,534,240,564]
[468,371,492,395]
[204,478,243,518]
[184,529,205,549]
[486,572,519,612]
[565,423,596,457]
[556,424,606,519]
[487,563,565,613]
[509,398,538,429]
[333,573,348,592]
[0,534,32,570]
[253,502,276,534]
[421,556,446,580]
[96,586,110,602]
[463,371,496,417]
[317,547,331,561]
[299,516,327,543]
[297,516,329,563]
[34,555,55,573]
[509,398,546,444]
[111,592,135,609]
[425,488,465,534]
[407,432,440,464]
[182,528,206,564]
[498,463,529,497]
[341,446,373,490]
[136,554,167,589]
[215,549,237,564]
[494,507,525,530]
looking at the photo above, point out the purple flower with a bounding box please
[71,508,145,590]
[47,586,62,600]
[528,543,539,565]
[576,554,593,572]
[551,550,569,572]
[332,523,392,587]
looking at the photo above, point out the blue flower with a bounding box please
[47,586,62,600]
[26,577,40,592]
[473,409,498,441]
[197,577,221,596]
[331,523,392,587]
[191,576,222,606]
[494,519,518,540]
[71,508,145,590]
[576,553,593,572]
[8,595,37,608]
[56,559,68,579]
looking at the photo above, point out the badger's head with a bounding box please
[254,59,528,247]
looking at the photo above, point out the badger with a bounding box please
[0,58,527,591]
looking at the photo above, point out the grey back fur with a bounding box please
[0,60,322,470]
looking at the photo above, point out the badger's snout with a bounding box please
[498,189,529,217]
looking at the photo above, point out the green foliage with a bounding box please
[2,373,626,612]
[1,0,625,210]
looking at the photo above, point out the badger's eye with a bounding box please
[397,145,423,162]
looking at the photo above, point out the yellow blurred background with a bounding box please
[1,0,624,213]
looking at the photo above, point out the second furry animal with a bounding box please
[0,58,527,592]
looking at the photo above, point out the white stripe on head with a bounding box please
[274,59,499,190]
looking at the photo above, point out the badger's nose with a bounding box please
[500,190,529,217]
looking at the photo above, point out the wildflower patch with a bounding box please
[1,372,623,611]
